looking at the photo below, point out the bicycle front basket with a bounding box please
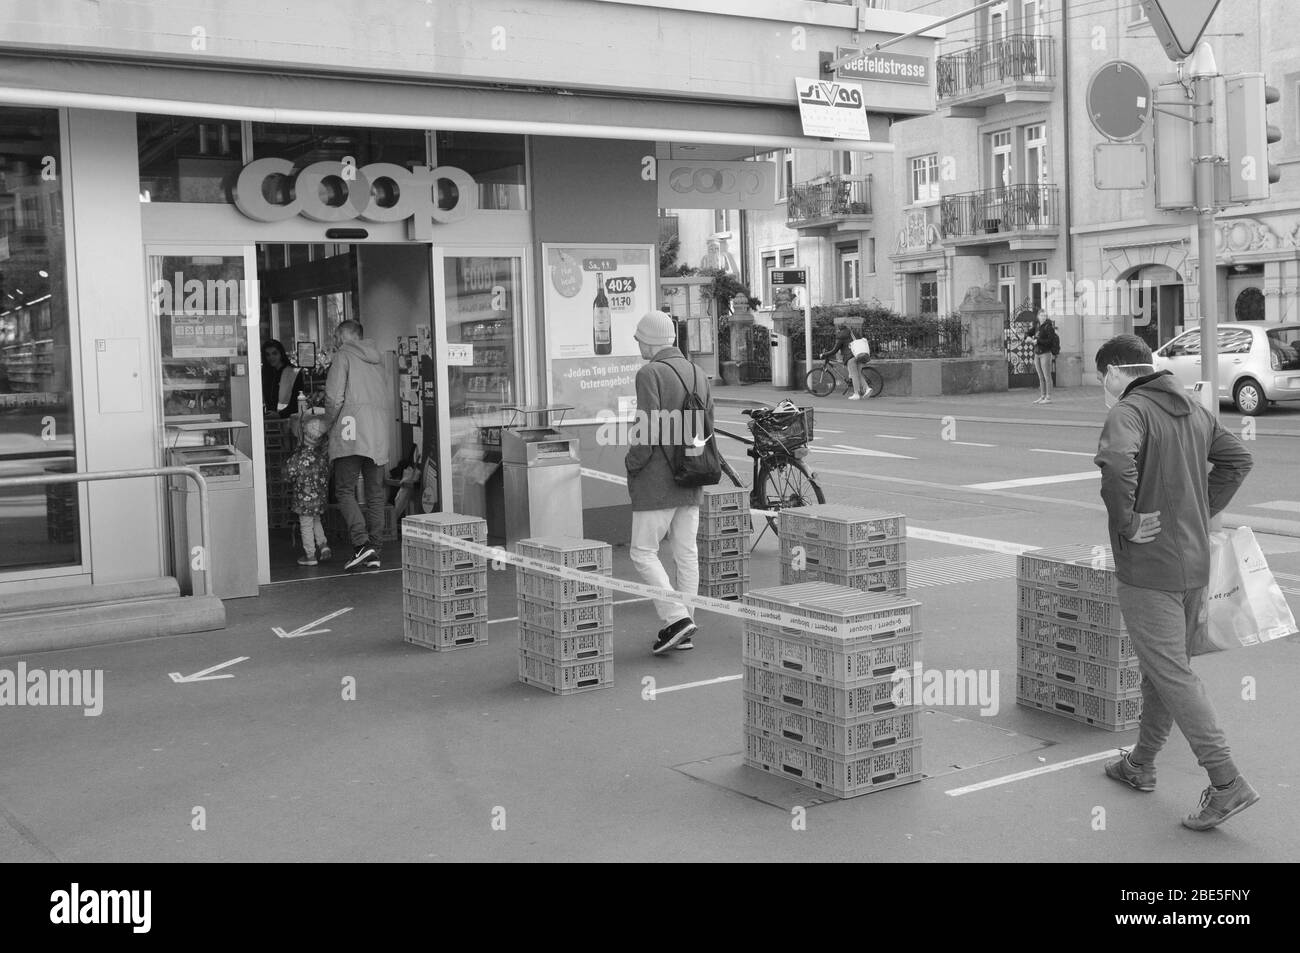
[750,407,814,452]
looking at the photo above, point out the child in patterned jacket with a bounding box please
[287,415,332,566]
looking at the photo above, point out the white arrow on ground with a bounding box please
[273,607,353,639]
[169,656,249,683]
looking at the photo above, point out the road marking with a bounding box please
[875,434,917,440]
[651,674,743,697]
[273,607,353,639]
[1030,448,1095,457]
[965,470,1099,491]
[810,444,915,459]
[908,553,1018,587]
[952,441,996,447]
[169,656,250,684]
[906,526,1038,556]
[1252,500,1300,513]
[945,749,1121,797]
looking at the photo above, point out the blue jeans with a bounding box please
[333,455,386,553]
[1118,583,1239,786]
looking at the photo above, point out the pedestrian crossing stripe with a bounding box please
[906,553,1017,589]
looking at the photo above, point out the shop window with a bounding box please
[434,131,528,211]
[0,107,79,571]
[138,114,244,203]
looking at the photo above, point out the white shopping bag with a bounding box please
[1206,527,1299,650]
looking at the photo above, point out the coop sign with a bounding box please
[232,158,480,240]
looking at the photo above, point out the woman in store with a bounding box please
[261,339,305,418]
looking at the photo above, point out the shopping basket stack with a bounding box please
[400,513,489,651]
[778,504,907,595]
[696,485,751,603]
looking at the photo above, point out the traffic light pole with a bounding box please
[1192,65,1220,417]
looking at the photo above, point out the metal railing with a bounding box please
[0,466,213,597]
[787,174,872,227]
[936,33,1056,100]
[939,185,1059,238]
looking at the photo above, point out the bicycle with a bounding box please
[805,357,883,399]
[713,402,825,537]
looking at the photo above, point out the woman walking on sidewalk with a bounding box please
[1033,313,1060,404]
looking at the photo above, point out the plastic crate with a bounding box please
[1016,640,1142,698]
[1016,612,1137,663]
[744,664,904,720]
[402,567,489,598]
[778,505,905,545]
[744,628,920,686]
[701,578,748,601]
[701,485,748,515]
[779,537,906,573]
[515,570,613,607]
[402,512,489,540]
[698,556,749,582]
[1017,545,1118,598]
[744,730,921,799]
[401,540,487,573]
[698,511,753,539]
[783,564,907,594]
[745,584,920,639]
[518,651,613,695]
[744,693,919,757]
[403,617,488,651]
[1017,583,1123,631]
[402,590,489,623]
[518,623,614,662]
[515,537,613,573]
[698,536,746,560]
[517,599,614,633]
[1016,673,1142,731]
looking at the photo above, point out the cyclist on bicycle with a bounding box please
[819,318,868,400]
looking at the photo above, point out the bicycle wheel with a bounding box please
[755,457,825,532]
[805,365,836,397]
[861,365,884,398]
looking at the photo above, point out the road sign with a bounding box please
[1093,143,1148,189]
[1139,0,1222,60]
[770,270,807,286]
[1087,61,1151,141]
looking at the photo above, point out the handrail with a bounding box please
[0,466,212,597]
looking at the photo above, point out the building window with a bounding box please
[917,274,939,316]
[0,106,80,571]
[761,253,777,306]
[991,130,1013,188]
[996,262,1017,320]
[1029,259,1048,312]
[865,237,877,275]
[1130,2,1147,24]
[911,154,939,204]
[776,150,794,201]
[432,131,528,210]
[138,114,244,204]
[838,244,861,301]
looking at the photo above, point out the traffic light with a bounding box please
[1153,82,1194,209]
[1225,72,1281,203]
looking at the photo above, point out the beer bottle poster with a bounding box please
[542,243,654,424]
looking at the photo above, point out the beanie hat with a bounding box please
[634,310,676,348]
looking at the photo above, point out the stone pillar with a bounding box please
[958,283,1005,358]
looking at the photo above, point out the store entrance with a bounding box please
[257,242,438,582]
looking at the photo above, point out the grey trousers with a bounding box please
[1117,582,1239,786]
[333,455,386,553]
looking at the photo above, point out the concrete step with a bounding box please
[0,577,180,617]
[0,595,226,658]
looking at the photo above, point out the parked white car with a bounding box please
[1152,323,1300,414]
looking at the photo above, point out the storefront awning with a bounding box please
[0,53,892,155]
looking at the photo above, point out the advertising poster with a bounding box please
[169,315,240,358]
[543,243,654,423]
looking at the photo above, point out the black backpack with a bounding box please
[655,358,722,488]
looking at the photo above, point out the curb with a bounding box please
[1224,513,1300,540]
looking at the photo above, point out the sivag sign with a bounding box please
[232,159,479,240]
[657,159,775,211]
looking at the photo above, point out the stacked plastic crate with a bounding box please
[401,513,489,651]
[697,488,753,603]
[1015,545,1142,731]
[516,536,615,695]
[742,582,924,798]
[778,505,907,595]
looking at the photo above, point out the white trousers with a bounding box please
[629,506,700,625]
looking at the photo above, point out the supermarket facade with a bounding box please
[0,0,939,597]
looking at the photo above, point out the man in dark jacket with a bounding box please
[626,310,712,654]
[1093,334,1257,830]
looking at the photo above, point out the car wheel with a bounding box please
[1233,378,1265,415]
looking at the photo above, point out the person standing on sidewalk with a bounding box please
[1032,312,1059,404]
[626,310,709,654]
[1093,334,1258,831]
[324,320,392,571]
[819,318,866,399]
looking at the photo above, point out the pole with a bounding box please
[1192,59,1220,418]
[826,0,1000,67]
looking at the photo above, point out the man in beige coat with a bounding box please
[324,320,392,571]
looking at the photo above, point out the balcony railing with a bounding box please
[787,174,872,228]
[936,34,1056,100]
[940,185,1059,238]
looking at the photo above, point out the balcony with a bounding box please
[939,185,1060,255]
[786,174,873,233]
[936,34,1056,118]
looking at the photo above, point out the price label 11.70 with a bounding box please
[609,294,635,312]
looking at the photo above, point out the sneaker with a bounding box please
[319,546,332,562]
[1182,776,1261,831]
[1041,396,1052,403]
[1033,396,1045,404]
[675,632,695,651]
[365,554,382,569]
[847,393,862,400]
[1104,751,1156,793]
[652,618,697,655]
[345,545,377,571]
[297,556,318,567]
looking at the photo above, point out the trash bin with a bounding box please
[500,405,582,543]
[167,422,258,598]
[771,328,792,389]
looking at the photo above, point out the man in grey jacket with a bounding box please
[1093,334,1257,830]
[626,310,711,654]
[324,320,392,571]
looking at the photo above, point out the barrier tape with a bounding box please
[402,525,914,639]
[579,467,780,519]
